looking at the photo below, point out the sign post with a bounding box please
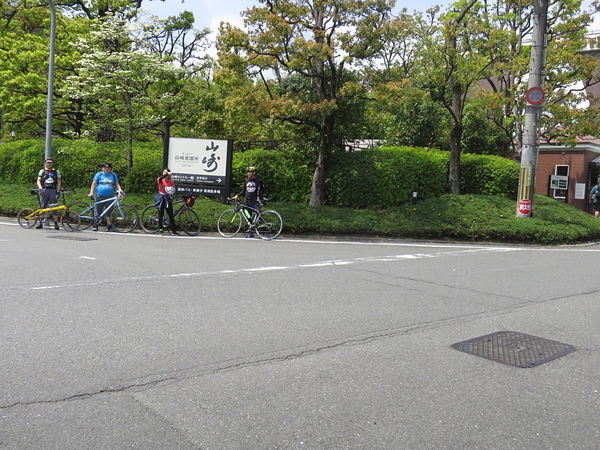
[44,0,56,160]
[516,0,548,218]
[166,137,233,202]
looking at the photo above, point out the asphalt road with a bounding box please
[1,218,600,449]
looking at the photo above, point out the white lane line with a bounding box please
[80,256,96,260]
[21,247,519,292]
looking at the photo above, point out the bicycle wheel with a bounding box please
[255,210,283,240]
[17,208,37,229]
[111,203,139,233]
[178,208,201,236]
[140,205,162,233]
[67,201,95,230]
[217,209,242,237]
[60,210,81,232]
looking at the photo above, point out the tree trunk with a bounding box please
[309,115,335,207]
[161,119,171,168]
[448,76,463,194]
[126,120,133,170]
[448,124,462,194]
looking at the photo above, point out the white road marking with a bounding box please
[22,247,518,291]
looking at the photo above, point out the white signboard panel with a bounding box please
[166,137,233,198]
[169,137,228,179]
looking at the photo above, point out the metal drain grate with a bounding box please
[48,235,97,242]
[452,331,576,368]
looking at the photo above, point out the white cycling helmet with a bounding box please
[165,186,176,195]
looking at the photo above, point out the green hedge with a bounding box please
[324,147,519,208]
[325,147,449,208]
[0,140,519,208]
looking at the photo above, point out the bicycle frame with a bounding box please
[235,201,261,227]
[68,193,139,233]
[217,198,283,239]
[140,195,201,235]
[22,204,67,220]
[31,188,75,222]
[80,196,123,221]
[18,191,81,231]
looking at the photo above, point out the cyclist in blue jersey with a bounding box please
[590,178,600,219]
[88,162,123,231]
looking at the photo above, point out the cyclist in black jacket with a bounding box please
[232,166,266,238]
[36,158,62,229]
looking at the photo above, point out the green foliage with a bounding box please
[462,99,512,156]
[272,194,600,245]
[460,153,519,198]
[325,146,519,208]
[121,143,163,194]
[231,148,314,203]
[1,140,520,209]
[4,176,600,245]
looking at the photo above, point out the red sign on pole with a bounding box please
[518,199,532,215]
[526,87,545,105]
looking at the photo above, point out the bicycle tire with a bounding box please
[217,209,243,237]
[17,208,37,229]
[140,205,163,233]
[60,210,81,232]
[110,203,139,233]
[255,210,283,240]
[67,201,95,230]
[178,208,201,236]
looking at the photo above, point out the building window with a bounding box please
[553,165,569,199]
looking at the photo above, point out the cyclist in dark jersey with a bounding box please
[36,158,62,229]
[232,166,266,238]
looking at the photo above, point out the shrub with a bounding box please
[0,140,519,209]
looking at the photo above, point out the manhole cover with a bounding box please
[47,235,98,242]
[451,331,576,368]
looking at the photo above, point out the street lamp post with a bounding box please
[45,0,56,160]
[516,0,549,218]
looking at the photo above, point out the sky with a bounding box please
[140,0,446,37]
[141,0,600,40]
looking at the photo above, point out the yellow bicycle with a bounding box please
[17,189,81,231]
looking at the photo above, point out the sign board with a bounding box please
[549,175,568,190]
[518,199,532,215]
[526,87,545,105]
[575,183,586,200]
[167,137,233,199]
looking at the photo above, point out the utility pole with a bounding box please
[45,0,56,160]
[516,0,549,218]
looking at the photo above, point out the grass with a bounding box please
[3,178,600,245]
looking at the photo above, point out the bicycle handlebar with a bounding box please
[31,188,76,195]
[88,190,125,200]
[226,197,269,206]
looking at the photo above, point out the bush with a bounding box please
[325,147,449,208]
[231,148,314,202]
[325,147,519,208]
[0,140,519,209]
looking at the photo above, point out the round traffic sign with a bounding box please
[518,199,532,215]
[526,87,545,105]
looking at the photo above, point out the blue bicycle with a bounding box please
[67,192,139,232]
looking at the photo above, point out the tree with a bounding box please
[61,16,184,168]
[217,0,396,207]
[0,0,94,141]
[477,0,600,153]
[414,0,486,194]
[136,11,212,154]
